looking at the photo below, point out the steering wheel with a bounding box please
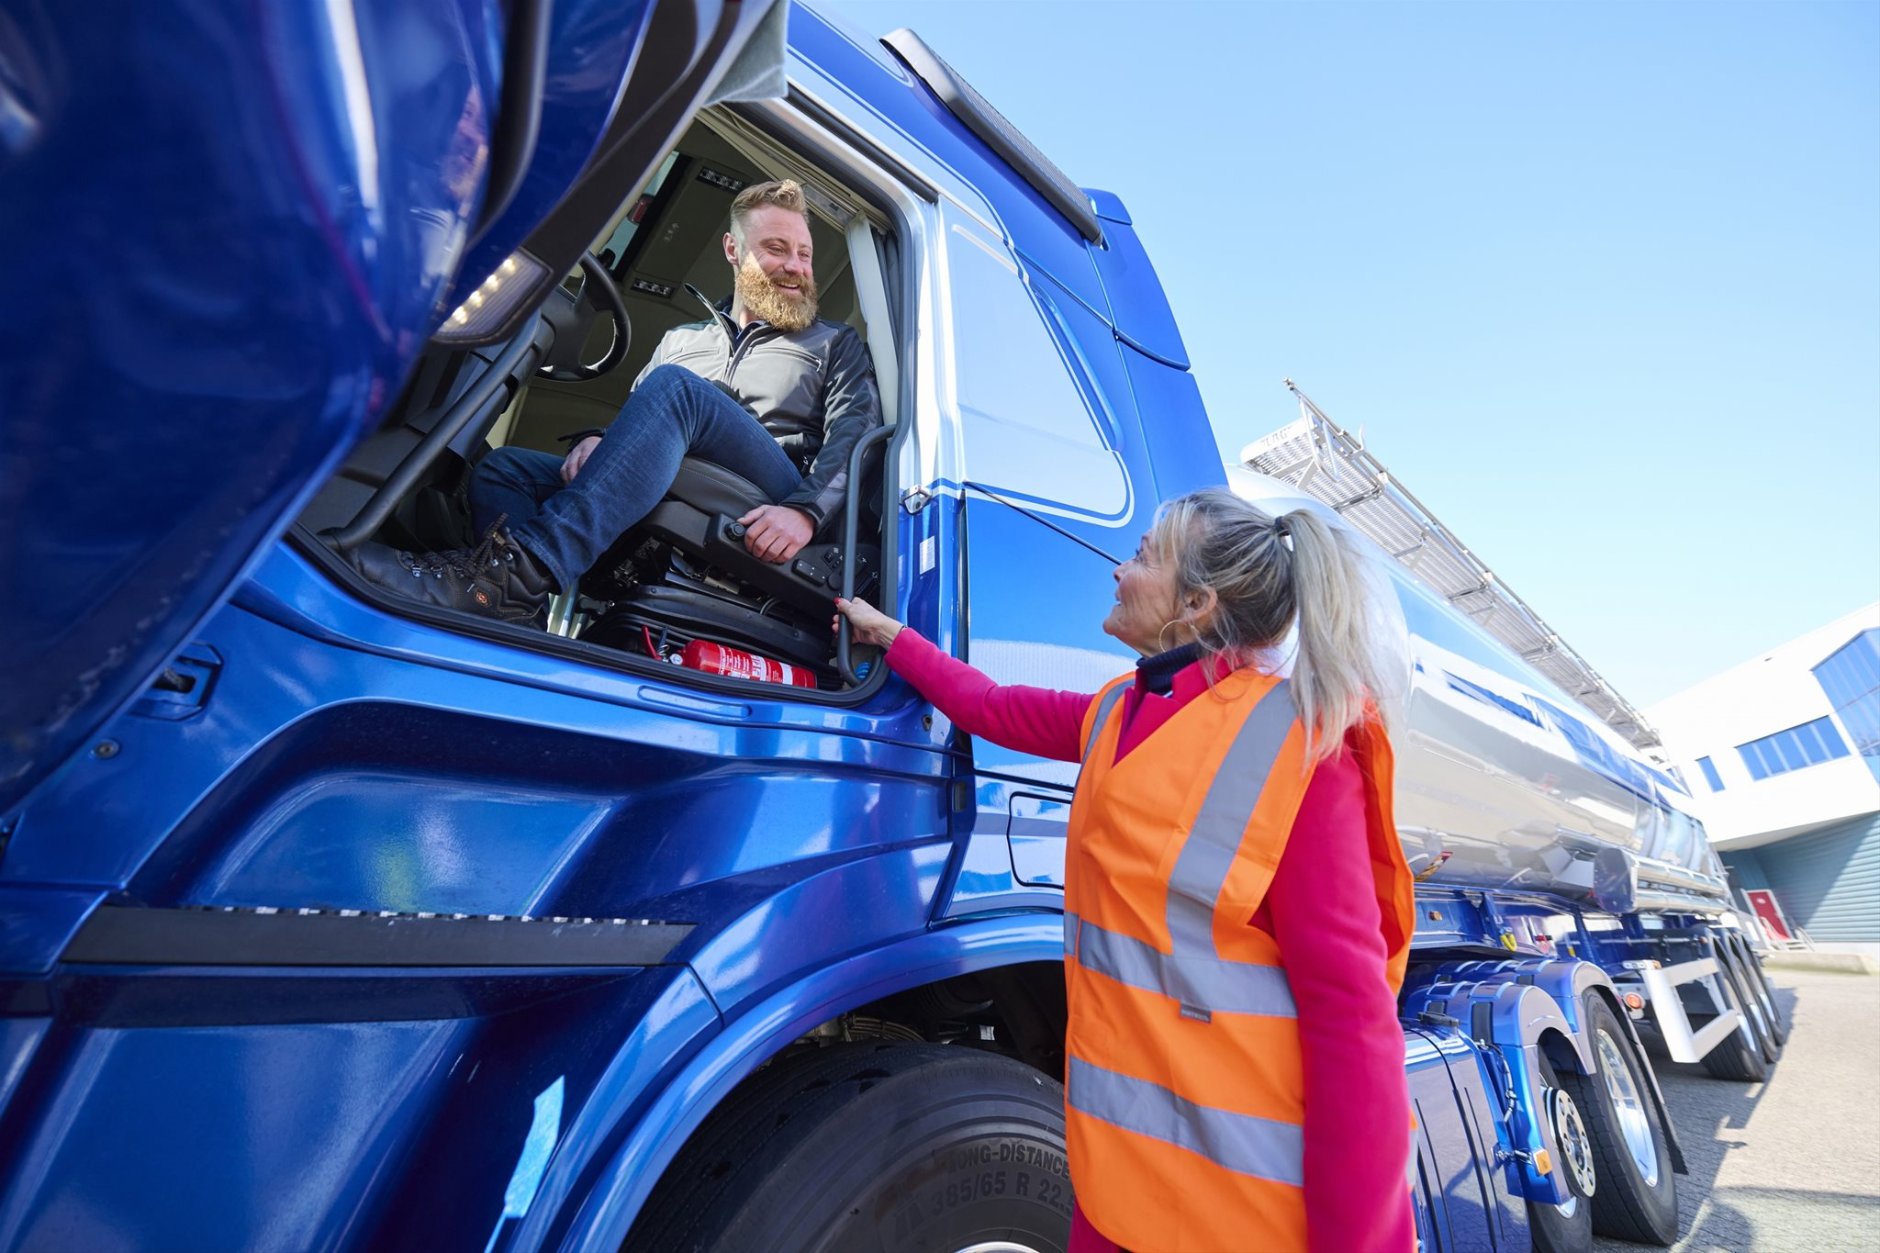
[538,253,631,382]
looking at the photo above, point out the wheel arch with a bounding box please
[1452,956,1688,1180]
[524,913,1065,1252]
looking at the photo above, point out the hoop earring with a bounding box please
[1156,618,1199,654]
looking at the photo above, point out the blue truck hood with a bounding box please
[0,0,782,814]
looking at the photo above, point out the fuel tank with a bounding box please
[1227,468,1729,913]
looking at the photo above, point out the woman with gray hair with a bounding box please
[837,487,1417,1253]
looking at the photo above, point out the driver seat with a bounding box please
[574,457,880,670]
[661,458,775,526]
[633,458,869,618]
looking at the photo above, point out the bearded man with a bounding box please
[334,178,882,622]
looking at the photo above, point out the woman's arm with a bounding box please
[884,629,1092,764]
[837,596,1092,763]
[1264,749,1415,1253]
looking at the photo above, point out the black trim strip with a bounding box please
[56,971,636,1028]
[64,906,692,969]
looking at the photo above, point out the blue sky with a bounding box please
[819,0,1879,708]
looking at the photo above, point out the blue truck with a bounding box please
[0,2,1783,1249]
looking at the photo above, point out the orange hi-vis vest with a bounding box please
[1062,668,1415,1253]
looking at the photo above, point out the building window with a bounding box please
[1697,756,1724,792]
[1736,717,1850,781]
[1813,628,1880,784]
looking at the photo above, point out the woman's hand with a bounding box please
[834,597,903,649]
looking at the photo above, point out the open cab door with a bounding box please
[0,0,786,813]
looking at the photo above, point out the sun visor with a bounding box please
[704,0,790,106]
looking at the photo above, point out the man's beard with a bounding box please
[735,254,818,333]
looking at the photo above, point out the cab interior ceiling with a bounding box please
[294,108,897,693]
[505,114,869,451]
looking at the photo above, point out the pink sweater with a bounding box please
[886,629,1414,1253]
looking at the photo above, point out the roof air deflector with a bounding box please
[880,28,1104,245]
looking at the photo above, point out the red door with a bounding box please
[1746,888,1796,942]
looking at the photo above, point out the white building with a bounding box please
[1647,603,1880,947]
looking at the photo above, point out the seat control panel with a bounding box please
[710,516,876,613]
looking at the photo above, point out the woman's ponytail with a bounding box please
[1153,489,1397,763]
[1278,508,1394,761]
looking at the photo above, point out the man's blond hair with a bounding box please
[729,179,809,245]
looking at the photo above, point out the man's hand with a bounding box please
[560,435,602,484]
[738,504,815,564]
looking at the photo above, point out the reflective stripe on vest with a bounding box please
[1164,680,1296,1020]
[1071,914,1296,1018]
[1071,678,1303,1022]
[1068,1056,1306,1188]
[1080,682,1129,763]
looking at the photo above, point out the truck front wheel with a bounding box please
[624,1042,1073,1253]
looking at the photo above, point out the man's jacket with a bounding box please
[635,288,883,527]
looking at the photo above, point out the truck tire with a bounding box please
[1551,996,1680,1246]
[624,1041,1073,1253]
[1732,934,1788,1047]
[1716,939,1781,1065]
[1697,961,1769,1084]
[1526,1051,1595,1253]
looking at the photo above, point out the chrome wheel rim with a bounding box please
[1596,1028,1660,1187]
[1551,1085,1597,1199]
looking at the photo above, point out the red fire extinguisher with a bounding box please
[679,640,818,689]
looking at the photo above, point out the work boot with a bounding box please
[327,522,556,624]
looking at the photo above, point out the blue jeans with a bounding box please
[470,365,803,590]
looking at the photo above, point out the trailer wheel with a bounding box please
[624,1042,1072,1253]
[1696,958,1769,1083]
[1552,997,1680,1246]
[1717,938,1781,1064]
[1731,934,1788,1048]
[1525,1051,1594,1253]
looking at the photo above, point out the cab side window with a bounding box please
[944,218,1127,520]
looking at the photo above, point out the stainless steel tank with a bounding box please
[1227,468,1730,913]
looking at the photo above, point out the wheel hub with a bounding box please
[1550,1086,1597,1199]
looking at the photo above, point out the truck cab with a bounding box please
[0,4,1243,1248]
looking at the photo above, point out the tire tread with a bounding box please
[625,1042,1065,1253]
[1699,952,1771,1082]
[1554,998,1679,1246]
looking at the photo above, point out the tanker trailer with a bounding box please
[1229,399,1785,1252]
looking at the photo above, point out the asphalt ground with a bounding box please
[1593,967,1880,1252]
